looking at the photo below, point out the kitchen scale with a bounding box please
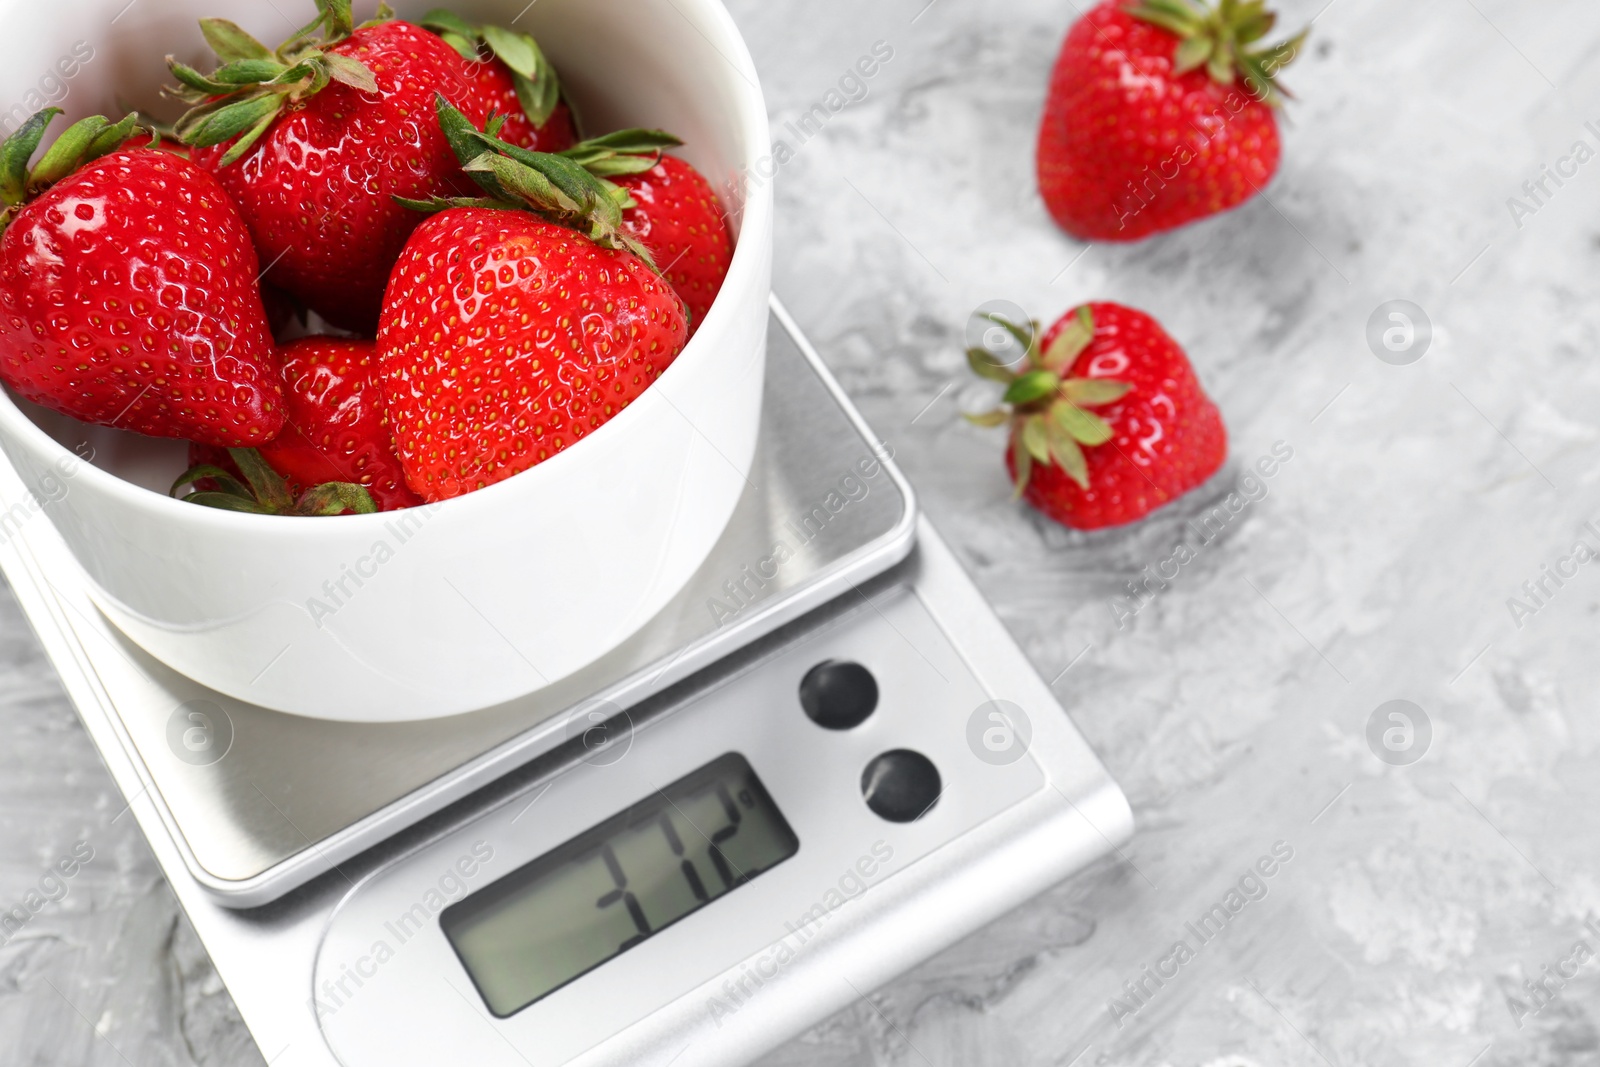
[0,297,1132,1067]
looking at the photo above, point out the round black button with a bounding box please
[861,750,941,823]
[799,660,878,730]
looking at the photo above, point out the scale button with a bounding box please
[861,750,941,823]
[799,660,879,730]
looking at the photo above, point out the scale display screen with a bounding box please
[442,753,799,1017]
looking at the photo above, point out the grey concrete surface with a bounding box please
[4,0,1600,1064]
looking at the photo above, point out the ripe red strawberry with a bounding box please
[418,9,578,153]
[0,110,283,445]
[562,132,733,333]
[1036,0,1307,241]
[170,2,490,334]
[263,337,423,510]
[966,302,1226,530]
[180,337,421,512]
[377,100,688,501]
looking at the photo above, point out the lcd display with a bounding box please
[442,753,799,1018]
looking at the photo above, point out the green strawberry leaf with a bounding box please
[436,94,492,170]
[982,312,1038,359]
[1003,369,1060,406]
[1011,426,1034,499]
[418,8,476,39]
[213,58,290,84]
[294,482,378,516]
[322,52,379,93]
[482,25,560,125]
[963,409,1010,428]
[560,129,682,177]
[1053,402,1115,446]
[464,151,578,214]
[220,106,281,166]
[1236,8,1276,43]
[1041,304,1095,370]
[168,59,236,97]
[1174,34,1214,74]
[170,464,250,499]
[314,0,356,41]
[1256,28,1308,74]
[85,113,141,160]
[1060,378,1131,406]
[1128,0,1307,104]
[359,2,396,29]
[967,346,1015,384]
[29,113,139,189]
[200,18,273,63]
[435,95,658,267]
[230,448,294,511]
[1045,424,1090,489]
[0,109,58,206]
[394,194,510,213]
[480,24,538,78]
[180,491,269,513]
[1022,414,1052,465]
[1125,0,1204,37]
[179,91,282,154]
[1207,46,1235,84]
[569,129,684,155]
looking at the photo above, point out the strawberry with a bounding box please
[0,109,283,445]
[562,132,734,333]
[1036,0,1307,241]
[168,1,489,334]
[418,8,578,154]
[967,302,1226,530]
[263,337,422,510]
[173,444,378,516]
[377,99,688,502]
[179,337,421,512]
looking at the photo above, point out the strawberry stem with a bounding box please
[166,1,393,163]
[173,448,378,516]
[1125,0,1308,106]
[963,305,1132,494]
[420,8,566,127]
[401,95,660,269]
[0,109,143,233]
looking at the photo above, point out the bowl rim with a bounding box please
[0,0,772,537]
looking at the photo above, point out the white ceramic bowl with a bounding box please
[0,0,772,721]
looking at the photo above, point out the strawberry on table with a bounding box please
[966,302,1226,530]
[418,8,578,154]
[377,98,689,502]
[168,0,490,334]
[1036,0,1307,242]
[562,131,734,333]
[0,109,283,445]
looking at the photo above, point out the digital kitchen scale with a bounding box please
[0,297,1132,1067]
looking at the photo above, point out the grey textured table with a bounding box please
[4,0,1600,1063]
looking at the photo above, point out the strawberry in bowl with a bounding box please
[167,0,574,333]
[378,98,690,501]
[177,337,423,514]
[0,110,283,445]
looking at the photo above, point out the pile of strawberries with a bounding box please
[969,0,1306,531]
[0,0,734,514]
